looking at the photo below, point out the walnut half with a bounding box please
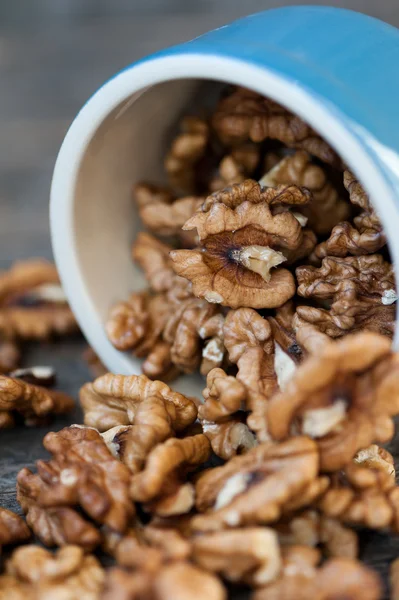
[171,180,314,309]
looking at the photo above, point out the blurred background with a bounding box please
[0,0,397,268]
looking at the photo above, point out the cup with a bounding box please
[50,5,399,395]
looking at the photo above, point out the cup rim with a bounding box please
[50,52,399,374]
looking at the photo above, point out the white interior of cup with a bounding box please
[66,79,219,397]
[51,55,399,399]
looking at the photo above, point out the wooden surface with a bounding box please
[1,1,399,596]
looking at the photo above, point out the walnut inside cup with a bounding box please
[6,83,394,598]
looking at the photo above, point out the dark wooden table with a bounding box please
[1,1,399,596]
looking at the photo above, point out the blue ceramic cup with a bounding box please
[50,5,399,388]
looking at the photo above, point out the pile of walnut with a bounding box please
[2,335,399,598]
[1,86,399,599]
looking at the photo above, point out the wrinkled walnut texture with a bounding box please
[171,180,315,309]
[313,170,385,260]
[296,254,395,338]
[80,373,197,432]
[212,87,341,166]
[0,374,74,428]
[267,332,399,471]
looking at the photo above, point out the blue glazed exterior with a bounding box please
[118,5,399,202]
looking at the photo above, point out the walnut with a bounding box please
[141,523,191,563]
[17,426,134,547]
[192,527,281,586]
[252,545,320,600]
[0,259,78,341]
[192,436,319,531]
[212,87,341,166]
[118,395,177,474]
[164,116,209,193]
[199,368,247,422]
[209,143,261,192]
[0,305,77,342]
[201,416,257,460]
[130,434,211,516]
[17,468,101,549]
[0,340,20,374]
[0,374,74,428]
[134,184,202,244]
[101,567,152,600]
[292,313,331,355]
[223,308,276,441]
[353,444,395,482]
[0,259,60,303]
[154,562,226,600]
[104,521,190,570]
[106,288,175,368]
[142,340,181,382]
[106,292,149,351]
[268,332,399,471]
[318,457,399,531]
[198,313,226,376]
[296,254,396,338]
[163,297,220,373]
[198,356,256,460]
[103,527,164,573]
[102,562,226,600]
[132,233,178,293]
[170,180,315,309]
[253,548,382,600]
[261,151,350,234]
[0,545,104,600]
[277,510,358,558]
[313,170,385,260]
[80,373,197,432]
[391,557,399,600]
[0,508,30,547]
[107,284,214,381]
[137,294,181,379]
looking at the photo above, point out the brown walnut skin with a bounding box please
[296,254,396,338]
[199,368,248,422]
[0,374,74,427]
[80,373,197,432]
[164,115,210,194]
[171,180,314,309]
[17,466,102,550]
[253,551,382,600]
[192,527,281,586]
[130,434,211,504]
[132,232,178,293]
[209,143,261,192]
[277,510,358,559]
[318,456,399,532]
[134,184,202,241]
[267,332,399,471]
[0,545,104,600]
[212,86,341,167]
[0,508,30,546]
[17,426,134,549]
[192,436,319,532]
[312,170,386,260]
[223,308,277,441]
[0,259,78,342]
[262,150,350,234]
[106,291,149,351]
